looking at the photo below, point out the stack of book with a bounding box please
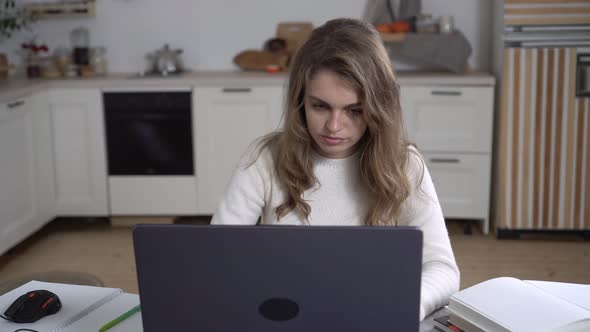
[438,277,590,332]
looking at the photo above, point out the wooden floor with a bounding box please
[1,218,589,294]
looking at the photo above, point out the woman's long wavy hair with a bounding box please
[256,18,419,226]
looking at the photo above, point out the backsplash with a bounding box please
[0,0,492,73]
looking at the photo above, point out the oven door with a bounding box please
[103,91,193,175]
[103,89,198,215]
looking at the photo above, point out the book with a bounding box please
[0,280,141,332]
[433,314,465,332]
[447,277,590,332]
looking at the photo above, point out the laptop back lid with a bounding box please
[133,224,423,332]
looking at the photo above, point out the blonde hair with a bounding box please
[256,18,420,226]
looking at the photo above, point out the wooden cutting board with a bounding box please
[276,22,313,53]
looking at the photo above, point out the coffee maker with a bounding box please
[71,27,90,66]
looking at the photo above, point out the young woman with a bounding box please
[211,18,459,320]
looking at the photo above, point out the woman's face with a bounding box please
[304,69,368,159]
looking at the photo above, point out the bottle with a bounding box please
[91,47,107,76]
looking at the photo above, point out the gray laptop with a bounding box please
[133,224,423,332]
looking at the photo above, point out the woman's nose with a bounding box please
[326,111,343,132]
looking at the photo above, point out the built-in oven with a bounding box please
[103,87,198,215]
[103,90,193,175]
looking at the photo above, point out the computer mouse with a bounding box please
[3,289,62,323]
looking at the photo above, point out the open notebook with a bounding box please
[0,280,141,332]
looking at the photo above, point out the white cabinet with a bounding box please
[401,87,494,153]
[400,85,495,234]
[31,91,57,225]
[193,86,283,214]
[48,89,108,216]
[0,96,39,253]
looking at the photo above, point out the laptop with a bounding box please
[133,224,423,332]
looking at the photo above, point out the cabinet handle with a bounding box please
[430,90,462,96]
[7,100,25,109]
[429,158,460,164]
[222,88,252,93]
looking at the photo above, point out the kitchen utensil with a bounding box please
[147,44,184,75]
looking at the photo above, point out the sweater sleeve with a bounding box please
[398,149,460,321]
[210,147,270,225]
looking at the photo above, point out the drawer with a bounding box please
[423,152,491,220]
[400,86,494,153]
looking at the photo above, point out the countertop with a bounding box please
[0,70,496,103]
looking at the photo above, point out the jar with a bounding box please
[54,46,72,75]
[64,64,78,78]
[438,16,455,34]
[415,14,437,33]
[40,56,61,79]
[90,47,107,76]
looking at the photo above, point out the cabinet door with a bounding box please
[400,86,494,153]
[0,97,38,253]
[194,86,283,214]
[31,91,57,224]
[49,89,108,216]
[423,152,491,232]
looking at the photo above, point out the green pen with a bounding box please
[98,305,141,332]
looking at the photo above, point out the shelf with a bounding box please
[26,1,96,19]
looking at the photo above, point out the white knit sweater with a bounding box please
[211,146,460,320]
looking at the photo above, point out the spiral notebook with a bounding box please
[0,280,141,332]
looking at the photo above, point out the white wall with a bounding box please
[1,0,492,73]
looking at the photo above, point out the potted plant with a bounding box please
[0,0,36,78]
[1,0,35,39]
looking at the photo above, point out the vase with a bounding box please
[26,55,41,79]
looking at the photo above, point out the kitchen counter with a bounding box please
[0,70,495,103]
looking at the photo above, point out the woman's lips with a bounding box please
[321,135,344,145]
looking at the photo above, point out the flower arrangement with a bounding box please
[21,39,49,78]
[21,41,49,55]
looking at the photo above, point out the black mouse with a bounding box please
[3,289,62,323]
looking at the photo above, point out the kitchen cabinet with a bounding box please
[193,86,283,214]
[400,85,495,234]
[31,91,57,226]
[0,95,40,253]
[48,89,108,216]
[495,47,590,236]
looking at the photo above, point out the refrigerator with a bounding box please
[492,0,590,238]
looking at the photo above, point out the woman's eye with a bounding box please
[313,103,327,110]
[348,109,363,116]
